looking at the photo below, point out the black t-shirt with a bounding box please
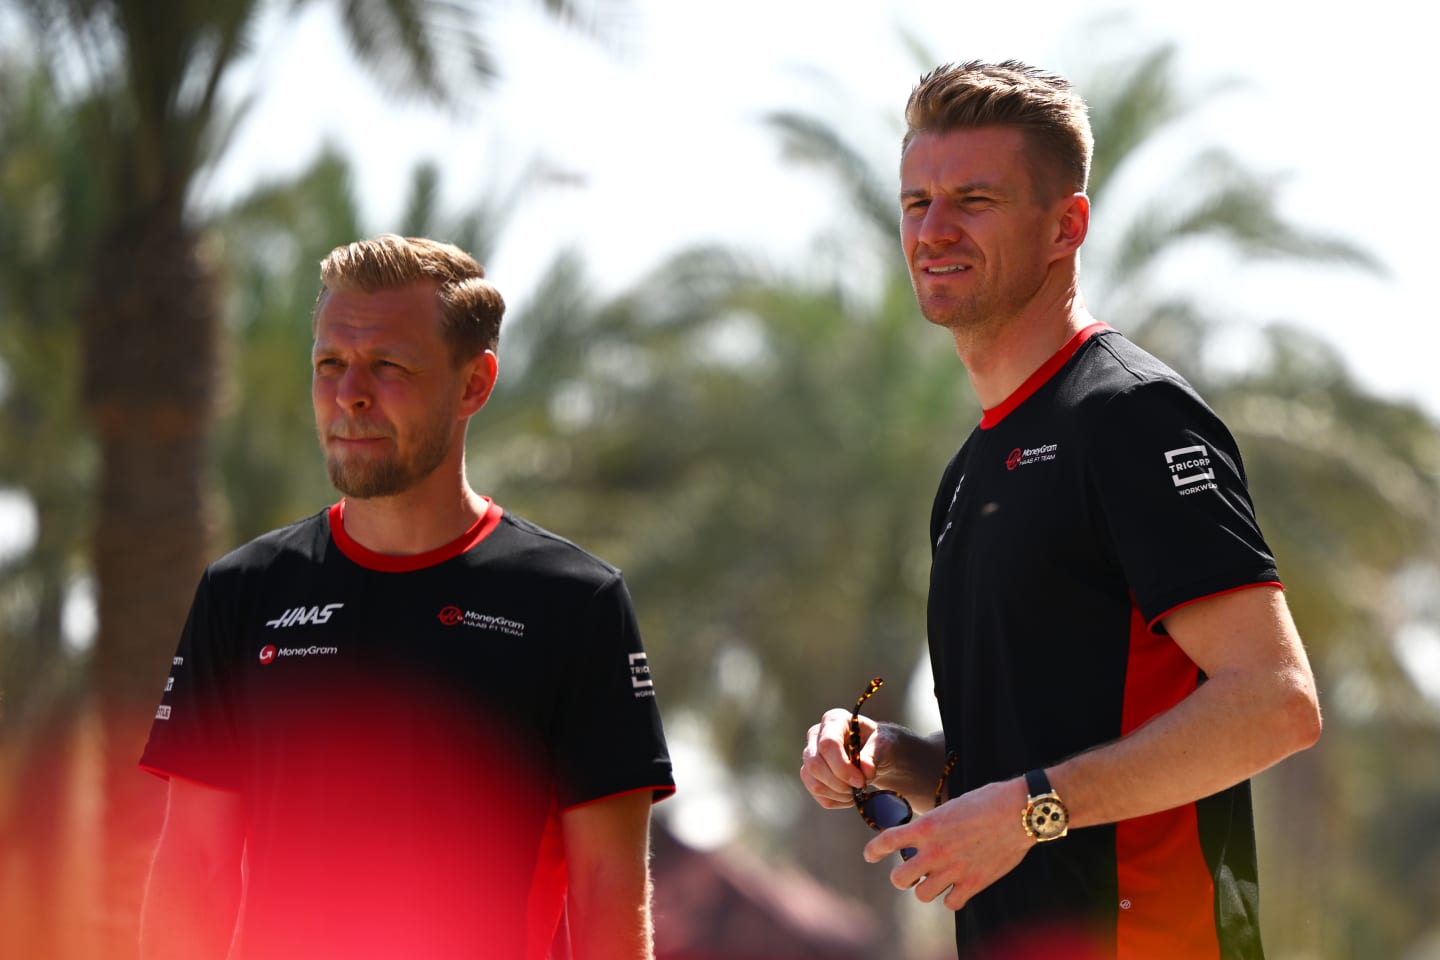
[929,324,1275,960]
[140,499,674,960]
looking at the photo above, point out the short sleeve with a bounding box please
[548,574,674,810]
[137,568,242,791]
[1085,379,1279,630]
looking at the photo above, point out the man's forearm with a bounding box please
[1050,663,1320,830]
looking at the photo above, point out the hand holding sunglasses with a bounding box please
[846,677,957,861]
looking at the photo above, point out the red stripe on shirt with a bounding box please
[1116,601,1220,960]
[980,322,1110,429]
[328,498,505,572]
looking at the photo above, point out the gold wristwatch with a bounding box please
[1022,768,1070,842]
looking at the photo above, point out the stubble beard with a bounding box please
[915,265,1045,340]
[322,409,456,500]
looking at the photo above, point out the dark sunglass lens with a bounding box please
[862,791,911,829]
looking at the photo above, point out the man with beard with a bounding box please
[139,235,674,960]
[798,62,1321,959]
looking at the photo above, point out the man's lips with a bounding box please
[327,432,391,447]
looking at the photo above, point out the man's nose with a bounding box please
[334,365,372,410]
[916,199,961,247]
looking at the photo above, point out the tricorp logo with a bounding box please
[437,605,464,626]
[259,645,277,665]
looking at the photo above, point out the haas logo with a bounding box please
[266,603,344,629]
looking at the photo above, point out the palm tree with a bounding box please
[0,59,100,729]
[0,2,601,954]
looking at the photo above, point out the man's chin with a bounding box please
[326,461,412,500]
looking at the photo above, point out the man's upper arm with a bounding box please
[1161,585,1321,742]
[561,790,653,881]
[155,776,246,870]
[560,791,655,959]
[140,778,246,960]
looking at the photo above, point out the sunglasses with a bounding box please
[846,677,958,861]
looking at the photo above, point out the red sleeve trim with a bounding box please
[136,764,241,794]
[1146,581,1284,634]
[559,784,676,814]
[327,498,505,572]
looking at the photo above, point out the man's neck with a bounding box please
[954,292,1094,412]
[339,472,488,556]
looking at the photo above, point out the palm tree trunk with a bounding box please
[80,200,220,955]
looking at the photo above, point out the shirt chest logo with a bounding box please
[265,602,344,629]
[436,605,526,638]
[1005,442,1059,471]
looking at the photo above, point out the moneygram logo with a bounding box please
[435,606,525,637]
[258,643,338,665]
[1006,443,1059,471]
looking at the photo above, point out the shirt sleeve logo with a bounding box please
[629,652,655,698]
[1164,444,1218,495]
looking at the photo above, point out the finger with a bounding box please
[912,873,954,905]
[862,821,911,864]
[813,711,868,789]
[941,883,973,912]
[798,764,855,808]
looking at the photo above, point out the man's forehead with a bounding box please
[900,127,1032,180]
[312,284,445,352]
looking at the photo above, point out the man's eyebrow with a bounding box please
[900,179,1001,201]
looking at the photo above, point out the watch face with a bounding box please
[1026,795,1069,841]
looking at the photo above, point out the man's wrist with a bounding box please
[1021,768,1070,842]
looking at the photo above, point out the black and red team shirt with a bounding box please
[140,499,674,960]
[929,323,1277,960]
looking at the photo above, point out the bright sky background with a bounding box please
[204,0,1440,420]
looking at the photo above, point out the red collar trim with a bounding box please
[327,498,505,572]
[979,322,1110,429]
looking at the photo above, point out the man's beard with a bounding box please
[916,269,1042,335]
[322,412,454,499]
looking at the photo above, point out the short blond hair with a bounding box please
[314,234,505,363]
[903,60,1093,200]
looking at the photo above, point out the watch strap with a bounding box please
[1024,768,1052,799]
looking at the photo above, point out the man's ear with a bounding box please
[1051,192,1090,261]
[459,350,499,416]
